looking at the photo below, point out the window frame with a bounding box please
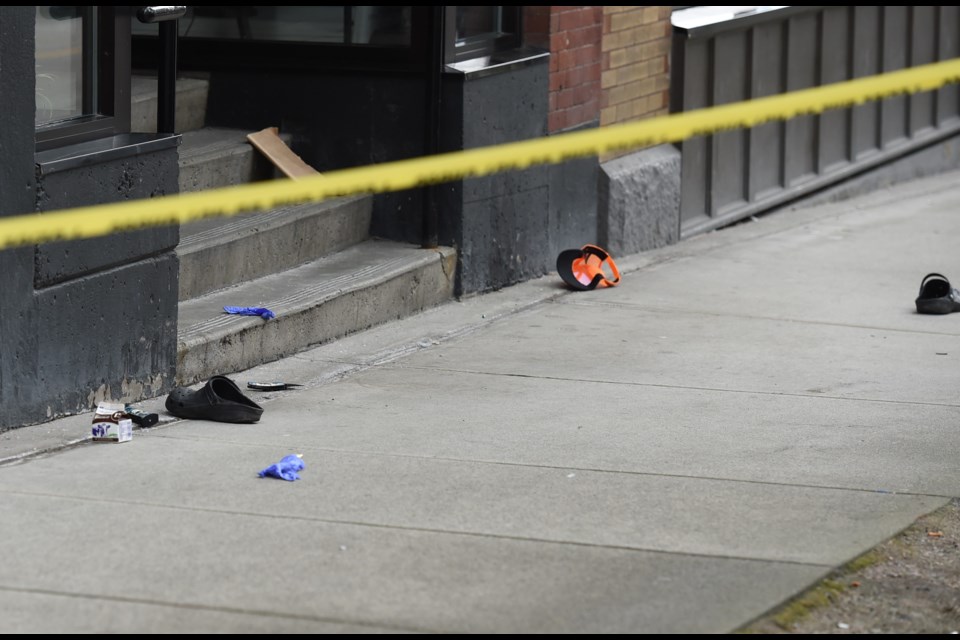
[131,6,431,74]
[35,6,131,152]
[443,6,523,64]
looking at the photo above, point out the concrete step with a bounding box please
[178,127,285,193]
[177,195,373,301]
[131,74,210,134]
[175,239,457,384]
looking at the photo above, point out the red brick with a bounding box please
[549,72,563,92]
[585,97,600,117]
[585,67,600,89]
[549,111,564,133]
[579,46,599,67]
[558,7,594,31]
[571,104,591,127]
[557,88,577,109]
[574,82,598,105]
[572,65,590,85]
[557,49,576,70]
[586,63,601,82]
[564,27,586,48]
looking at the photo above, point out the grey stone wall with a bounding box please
[599,145,681,258]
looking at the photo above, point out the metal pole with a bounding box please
[136,7,187,134]
[157,20,177,134]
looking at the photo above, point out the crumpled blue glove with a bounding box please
[224,306,276,320]
[259,454,305,481]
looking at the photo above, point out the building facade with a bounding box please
[2,6,958,430]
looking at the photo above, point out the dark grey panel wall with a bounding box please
[0,7,42,430]
[749,21,786,201]
[549,147,599,260]
[938,6,960,127]
[35,254,179,413]
[440,61,550,296]
[0,8,180,430]
[851,6,881,161]
[675,5,960,237]
[28,154,180,424]
[35,156,179,287]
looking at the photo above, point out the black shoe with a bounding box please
[165,375,264,423]
[915,273,960,315]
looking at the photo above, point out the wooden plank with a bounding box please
[246,127,321,180]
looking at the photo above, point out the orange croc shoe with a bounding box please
[556,244,621,291]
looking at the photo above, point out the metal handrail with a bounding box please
[137,6,187,134]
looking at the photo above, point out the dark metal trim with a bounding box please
[444,46,548,80]
[36,6,132,152]
[137,6,187,23]
[157,20,178,133]
[132,7,432,74]
[673,6,826,40]
[444,6,523,65]
[35,132,181,176]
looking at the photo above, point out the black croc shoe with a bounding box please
[915,273,960,315]
[165,375,264,423]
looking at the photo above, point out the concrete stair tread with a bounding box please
[179,200,331,244]
[178,127,262,163]
[176,239,456,383]
[178,127,292,164]
[176,194,372,301]
[176,126,290,194]
[126,72,453,385]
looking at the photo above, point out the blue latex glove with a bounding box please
[224,306,276,320]
[259,454,305,481]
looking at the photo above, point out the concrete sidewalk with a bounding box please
[2,170,959,633]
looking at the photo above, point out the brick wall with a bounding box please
[600,6,672,127]
[535,7,673,135]
[540,6,603,133]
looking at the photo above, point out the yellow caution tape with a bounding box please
[3,57,960,250]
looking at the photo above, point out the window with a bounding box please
[132,6,413,46]
[132,6,426,73]
[35,6,130,151]
[445,6,522,63]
